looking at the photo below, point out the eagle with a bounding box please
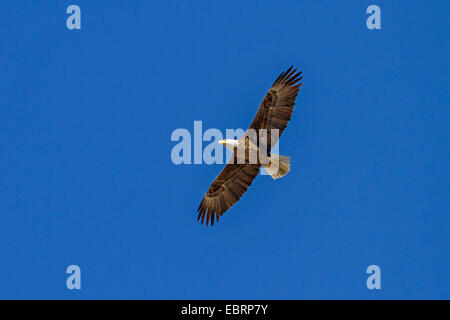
[197,66,303,226]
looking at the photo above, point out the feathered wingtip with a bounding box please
[197,198,220,227]
[272,65,303,88]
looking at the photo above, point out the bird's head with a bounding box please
[219,139,239,150]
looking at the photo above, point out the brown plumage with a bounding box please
[197,66,303,226]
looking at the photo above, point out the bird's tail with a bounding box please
[263,154,291,180]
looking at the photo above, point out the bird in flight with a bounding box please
[197,66,303,226]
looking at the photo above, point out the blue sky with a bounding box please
[0,1,448,299]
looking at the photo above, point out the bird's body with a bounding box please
[219,138,269,165]
[197,66,303,226]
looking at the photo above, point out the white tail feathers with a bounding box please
[263,154,291,180]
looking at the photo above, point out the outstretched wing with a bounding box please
[247,66,303,150]
[197,157,261,226]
